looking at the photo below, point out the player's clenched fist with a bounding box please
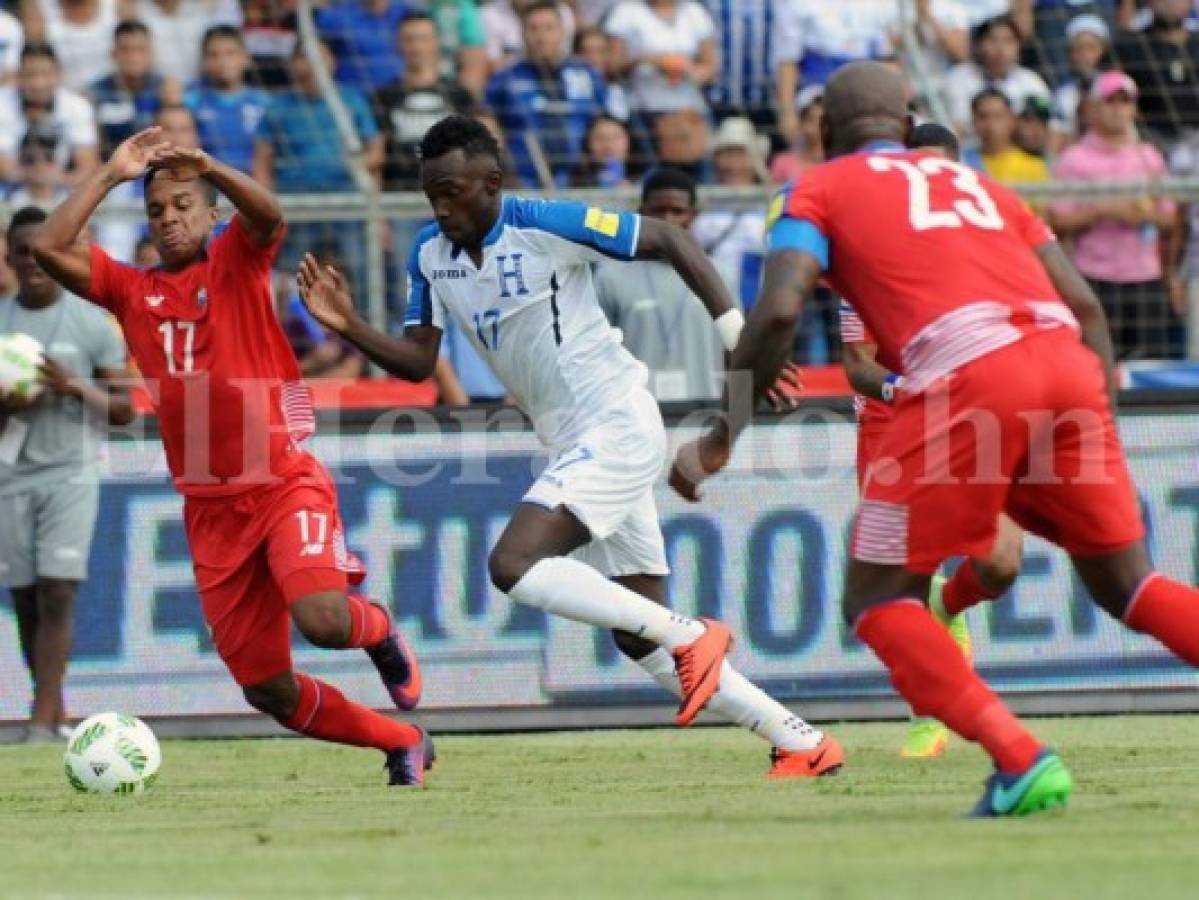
[669,429,731,502]
[297,253,355,334]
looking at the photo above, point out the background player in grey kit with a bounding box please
[0,206,134,743]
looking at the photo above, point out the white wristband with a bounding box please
[714,309,745,352]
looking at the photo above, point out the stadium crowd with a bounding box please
[0,0,1197,389]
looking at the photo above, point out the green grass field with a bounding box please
[2,716,1198,899]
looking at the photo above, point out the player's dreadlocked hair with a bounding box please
[6,205,47,239]
[419,115,503,167]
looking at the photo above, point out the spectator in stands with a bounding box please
[772,0,892,143]
[485,0,610,187]
[704,0,775,124]
[0,234,14,300]
[135,0,242,85]
[374,11,475,190]
[902,0,970,81]
[424,0,489,95]
[1012,0,1116,84]
[569,114,634,187]
[5,121,70,209]
[1049,14,1109,150]
[0,43,99,185]
[0,8,22,86]
[483,0,575,73]
[255,38,381,300]
[155,102,199,149]
[316,0,407,93]
[596,166,725,401]
[1049,71,1182,360]
[21,0,124,92]
[769,83,823,183]
[184,26,270,175]
[690,117,766,308]
[1016,95,1053,159]
[962,88,1050,182]
[574,26,629,119]
[942,14,1050,136]
[241,0,298,89]
[1113,0,1199,146]
[89,20,171,160]
[604,0,716,117]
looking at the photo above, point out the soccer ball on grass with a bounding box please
[64,712,162,795]
[0,332,46,404]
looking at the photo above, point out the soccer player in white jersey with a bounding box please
[298,114,844,777]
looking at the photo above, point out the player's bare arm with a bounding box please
[33,127,165,297]
[842,341,893,402]
[148,144,283,247]
[669,247,821,501]
[296,253,441,382]
[1035,242,1116,400]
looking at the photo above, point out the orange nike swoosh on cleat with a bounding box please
[673,618,733,727]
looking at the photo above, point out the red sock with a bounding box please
[344,595,391,649]
[284,672,420,751]
[856,600,1042,773]
[941,560,1003,616]
[1124,573,1199,665]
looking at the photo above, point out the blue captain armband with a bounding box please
[767,217,829,271]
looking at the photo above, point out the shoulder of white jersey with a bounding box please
[407,220,445,271]
[500,195,640,260]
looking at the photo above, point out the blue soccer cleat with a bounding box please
[970,748,1073,817]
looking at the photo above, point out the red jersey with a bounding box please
[87,217,315,496]
[770,145,1076,390]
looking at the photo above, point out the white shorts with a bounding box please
[524,388,669,578]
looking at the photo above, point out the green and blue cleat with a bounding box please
[970,748,1073,817]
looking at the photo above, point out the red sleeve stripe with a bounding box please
[839,302,866,343]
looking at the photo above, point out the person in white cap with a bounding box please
[1049,14,1111,149]
[690,116,767,307]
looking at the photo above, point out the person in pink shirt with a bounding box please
[1048,70,1183,359]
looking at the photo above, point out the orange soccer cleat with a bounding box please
[767,735,846,778]
[672,618,733,726]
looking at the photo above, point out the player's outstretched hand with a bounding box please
[107,127,165,182]
[147,144,213,182]
[764,362,803,412]
[669,429,731,503]
[297,253,355,334]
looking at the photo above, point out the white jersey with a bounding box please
[404,196,650,451]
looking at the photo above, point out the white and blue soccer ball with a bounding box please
[64,713,162,795]
[0,332,45,403]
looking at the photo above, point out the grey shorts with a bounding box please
[0,479,101,586]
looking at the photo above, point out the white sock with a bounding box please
[508,558,704,649]
[636,648,823,751]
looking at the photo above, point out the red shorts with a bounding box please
[856,419,893,489]
[184,452,352,686]
[851,331,1145,574]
